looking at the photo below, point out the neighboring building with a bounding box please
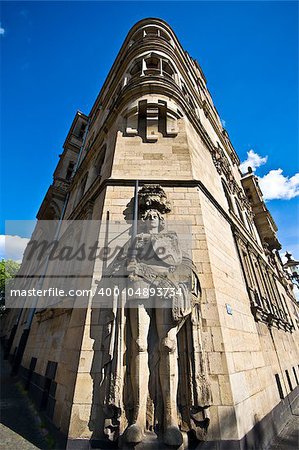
[2,18,299,450]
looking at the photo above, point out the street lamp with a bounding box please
[283,252,299,287]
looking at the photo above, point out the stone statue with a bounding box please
[96,185,211,449]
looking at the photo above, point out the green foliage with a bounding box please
[0,259,20,313]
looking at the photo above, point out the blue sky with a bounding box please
[1,1,298,259]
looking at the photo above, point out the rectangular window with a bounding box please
[292,367,299,385]
[242,251,254,289]
[73,121,86,139]
[78,123,86,139]
[76,172,88,205]
[285,369,293,391]
[275,374,284,399]
[66,161,75,181]
[41,361,58,415]
[29,356,37,371]
[25,357,37,391]
[45,361,58,380]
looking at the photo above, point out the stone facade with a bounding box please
[2,18,299,450]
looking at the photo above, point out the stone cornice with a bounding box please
[68,177,260,253]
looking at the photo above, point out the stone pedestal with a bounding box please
[121,431,188,450]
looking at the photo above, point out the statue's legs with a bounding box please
[124,304,150,444]
[156,307,183,447]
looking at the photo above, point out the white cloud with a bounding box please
[0,235,29,263]
[258,169,299,201]
[0,24,5,35]
[221,119,226,127]
[240,150,299,201]
[240,149,268,173]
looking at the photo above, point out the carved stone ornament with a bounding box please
[202,100,210,118]
[262,242,276,267]
[211,144,254,217]
[94,185,212,449]
[138,184,172,216]
[235,233,247,252]
[54,178,70,192]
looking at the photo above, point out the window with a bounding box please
[132,29,144,42]
[66,161,75,181]
[275,374,284,399]
[73,121,86,139]
[131,27,172,45]
[292,303,299,328]
[76,173,88,205]
[160,29,172,43]
[292,367,299,385]
[78,123,86,139]
[144,56,161,76]
[96,146,106,177]
[285,369,293,391]
[162,60,175,79]
[41,361,58,419]
[130,60,142,77]
[236,238,293,326]
[145,56,160,69]
[144,26,159,37]
[269,282,288,320]
[25,357,37,391]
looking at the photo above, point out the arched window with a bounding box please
[160,29,172,43]
[162,60,175,79]
[132,29,144,42]
[128,54,176,81]
[130,60,142,77]
[144,55,160,75]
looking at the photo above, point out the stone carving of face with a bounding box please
[144,210,160,233]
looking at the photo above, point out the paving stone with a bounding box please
[0,347,50,450]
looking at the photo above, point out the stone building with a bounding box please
[2,18,299,450]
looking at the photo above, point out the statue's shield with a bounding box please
[151,232,182,266]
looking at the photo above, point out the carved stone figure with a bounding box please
[96,185,211,448]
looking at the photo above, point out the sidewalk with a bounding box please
[0,346,50,450]
[267,408,299,450]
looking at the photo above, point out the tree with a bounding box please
[0,259,20,314]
